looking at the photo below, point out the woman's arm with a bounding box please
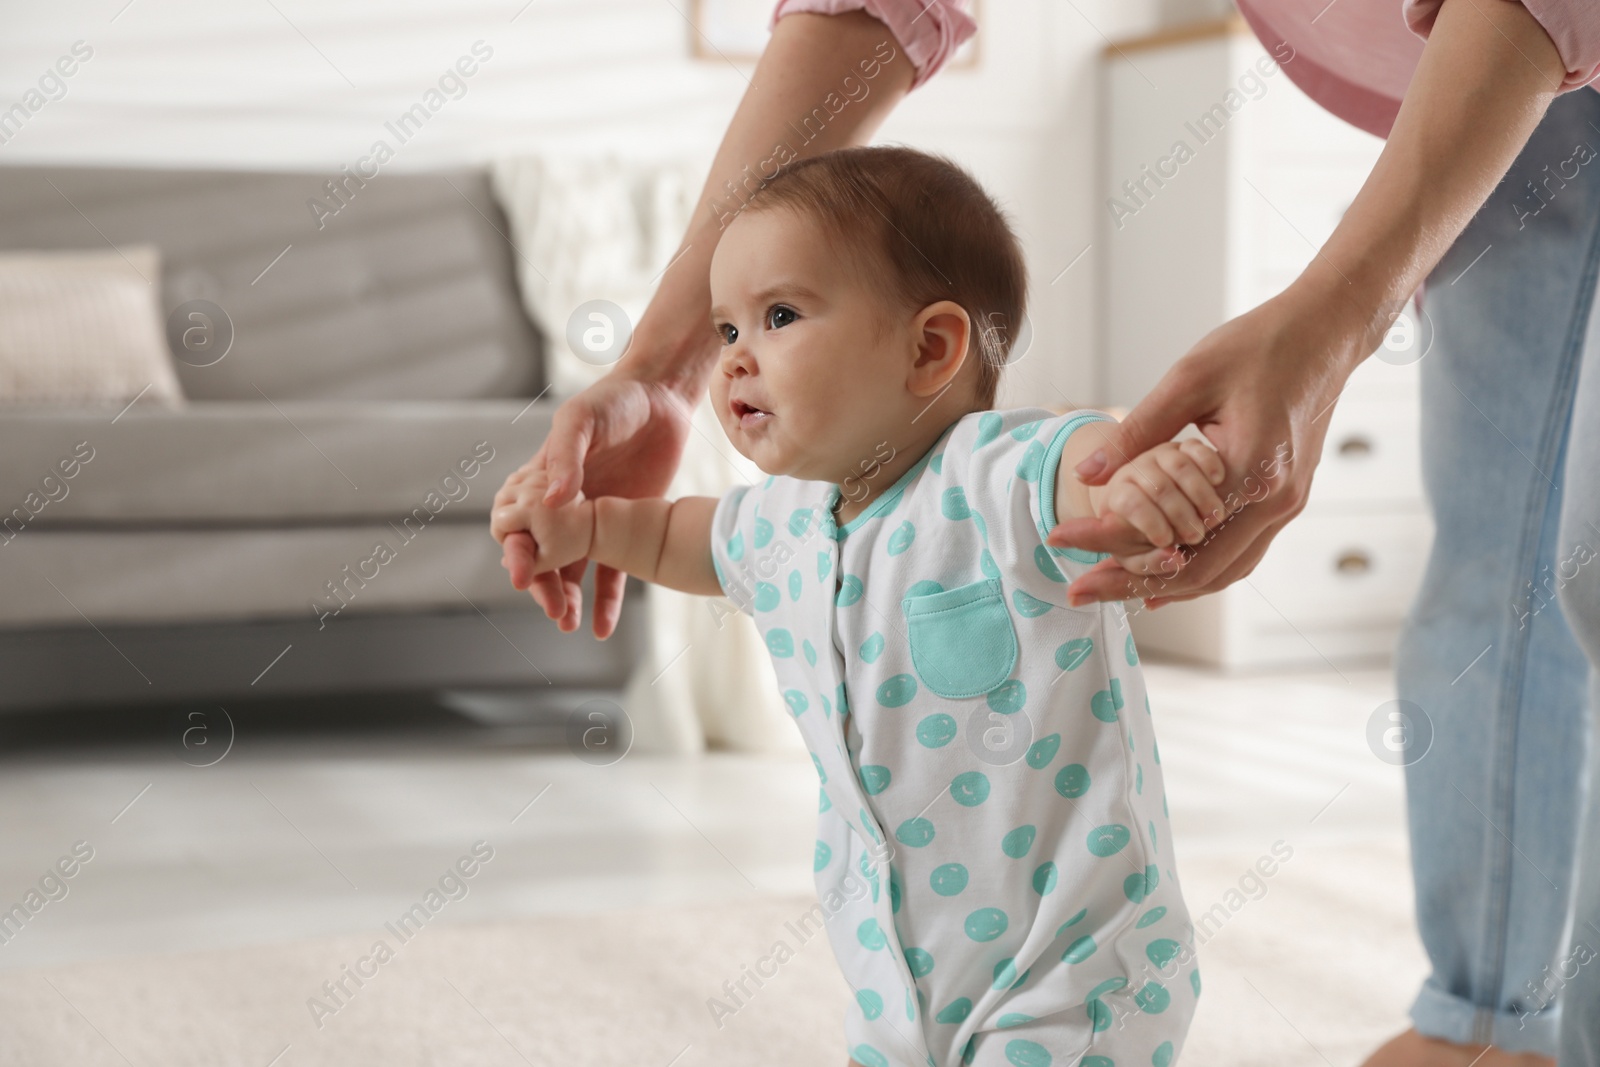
[1050,0,1568,605]
[502,8,923,637]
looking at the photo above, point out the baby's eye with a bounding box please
[767,304,798,330]
[717,323,738,345]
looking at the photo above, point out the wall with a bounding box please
[0,0,1168,406]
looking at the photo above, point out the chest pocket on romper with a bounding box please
[901,577,1019,699]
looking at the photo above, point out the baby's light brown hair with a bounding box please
[741,145,1026,410]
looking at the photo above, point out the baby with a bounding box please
[492,146,1226,1066]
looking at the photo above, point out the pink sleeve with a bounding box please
[770,0,977,91]
[1405,0,1600,91]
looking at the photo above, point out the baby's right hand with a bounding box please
[1094,438,1227,556]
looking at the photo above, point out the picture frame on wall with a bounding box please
[688,0,981,69]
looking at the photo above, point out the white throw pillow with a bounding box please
[0,246,185,406]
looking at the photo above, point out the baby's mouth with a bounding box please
[732,399,774,428]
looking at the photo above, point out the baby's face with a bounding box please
[708,207,923,483]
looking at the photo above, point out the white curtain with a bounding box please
[491,154,803,755]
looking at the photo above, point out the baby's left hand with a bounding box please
[1095,438,1227,559]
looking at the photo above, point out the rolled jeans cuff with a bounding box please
[1410,982,1558,1056]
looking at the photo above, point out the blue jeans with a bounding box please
[1397,86,1600,1058]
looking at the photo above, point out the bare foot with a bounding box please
[1361,1029,1553,1067]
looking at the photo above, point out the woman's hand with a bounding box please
[1048,283,1367,607]
[493,369,698,638]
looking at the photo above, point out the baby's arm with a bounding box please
[589,496,723,596]
[491,472,722,597]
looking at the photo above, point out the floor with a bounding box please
[0,658,1425,1061]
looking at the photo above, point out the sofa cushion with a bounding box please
[0,245,186,407]
[0,400,552,529]
[0,166,543,402]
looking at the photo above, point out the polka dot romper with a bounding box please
[709,407,1199,1067]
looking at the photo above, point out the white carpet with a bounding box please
[0,838,1425,1067]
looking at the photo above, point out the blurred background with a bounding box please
[0,1,1430,1063]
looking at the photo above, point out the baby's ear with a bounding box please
[908,300,971,398]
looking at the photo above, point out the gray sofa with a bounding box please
[0,165,645,713]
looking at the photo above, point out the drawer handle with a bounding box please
[1337,435,1373,458]
[1334,550,1372,575]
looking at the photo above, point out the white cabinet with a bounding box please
[1099,17,1434,668]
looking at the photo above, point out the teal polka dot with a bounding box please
[817,551,831,581]
[906,578,944,598]
[1190,969,1202,997]
[941,486,971,520]
[766,628,794,657]
[935,997,973,1024]
[788,508,813,537]
[889,866,902,913]
[997,1013,1035,1030]
[1082,1057,1115,1067]
[964,907,1008,942]
[1126,633,1139,665]
[1057,909,1088,935]
[1001,825,1036,858]
[1146,938,1183,971]
[904,947,935,977]
[813,841,831,870]
[818,787,830,812]
[1153,1042,1175,1067]
[1026,733,1060,769]
[878,673,918,707]
[1016,439,1046,482]
[930,863,969,896]
[1032,861,1058,895]
[837,682,849,718]
[803,639,817,667]
[753,516,774,548]
[811,754,826,783]
[1135,764,1144,794]
[727,530,744,561]
[1136,906,1168,929]
[905,989,915,1020]
[916,713,958,748]
[852,1045,888,1067]
[754,582,780,611]
[1134,981,1170,1014]
[896,817,935,848]
[1005,1039,1052,1067]
[1054,764,1090,799]
[859,765,891,795]
[837,575,864,606]
[856,989,884,1020]
[783,689,809,716]
[992,958,1026,990]
[950,771,991,807]
[975,411,1004,449]
[962,1039,977,1066]
[788,570,802,601]
[1085,999,1113,1032]
[1011,419,1043,441]
[821,693,832,718]
[981,550,1000,579]
[1013,589,1053,617]
[1124,864,1159,902]
[860,632,886,664]
[1054,638,1094,671]
[856,918,887,950]
[1150,820,1158,852]
[887,520,916,556]
[930,452,944,474]
[1090,689,1119,722]
[1087,824,1131,857]
[987,679,1027,715]
[858,809,880,843]
[1034,544,1067,582]
[1061,935,1096,964]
